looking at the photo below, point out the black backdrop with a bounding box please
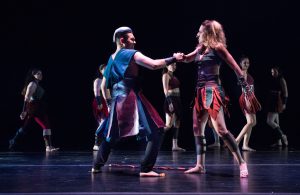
[1,0,299,151]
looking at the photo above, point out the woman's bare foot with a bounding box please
[184,165,206,174]
[140,171,165,177]
[172,146,186,151]
[207,143,221,148]
[240,162,248,178]
[242,146,256,152]
[91,168,101,174]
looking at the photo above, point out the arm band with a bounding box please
[106,98,112,107]
[22,101,28,112]
[95,96,102,106]
[282,97,288,105]
[238,76,247,88]
[164,57,176,65]
[166,96,172,105]
[238,76,251,93]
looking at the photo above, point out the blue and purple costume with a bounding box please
[93,49,165,173]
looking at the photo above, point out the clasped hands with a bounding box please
[173,52,185,62]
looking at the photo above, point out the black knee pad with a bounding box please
[173,127,179,139]
[222,132,238,152]
[195,136,206,154]
[274,127,284,139]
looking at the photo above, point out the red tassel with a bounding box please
[239,91,261,114]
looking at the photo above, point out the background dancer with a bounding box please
[266,66,288,147]
[235,56,261,151]
[162,62,185,151]
[92,64,109,151]
[9,68,59,152]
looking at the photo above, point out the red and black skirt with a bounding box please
[163,95,182,119]
[92,97,109,122]
[239,92,262,114]
[194,86,230,120]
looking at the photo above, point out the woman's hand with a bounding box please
[20,111,27,120]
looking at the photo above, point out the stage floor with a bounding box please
[1,147,300,195]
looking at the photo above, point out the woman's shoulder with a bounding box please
[93,77,102,84]
[213,43,226,51]
[28,81,38,87]
[162,72,171,78]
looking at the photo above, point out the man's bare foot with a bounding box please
[242,146,256,152]
[184,165,206,174]
[140,171,165,177]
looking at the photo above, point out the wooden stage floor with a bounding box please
[1,147,300,194]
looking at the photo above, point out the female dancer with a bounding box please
[162,63,185,151]
[92,64,109,150]
[235,56,261,151]
[182,20,259,177]
[266,66,288,146]
[9,68,59,152]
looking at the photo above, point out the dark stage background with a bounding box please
[1,0,299,151]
